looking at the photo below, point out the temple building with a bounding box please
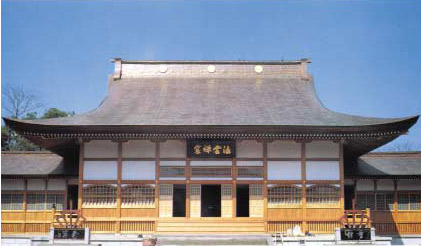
[1,59,420,236]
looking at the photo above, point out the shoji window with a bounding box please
[268,185,302,205]
[82,184,117,206]
[121,185,155,207]
[306,185,340,204]
[1,193,24,210]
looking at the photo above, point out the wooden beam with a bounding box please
[116,142,122,233]
[263,141,268,232]
[301,142,307,232]
[23,179,27,233]
[155,142,160,220]
[78,139,84,210]
[186,157,191,219]
[339,140,345,214]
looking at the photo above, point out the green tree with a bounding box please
[41,108,71,119]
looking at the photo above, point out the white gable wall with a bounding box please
[397,180,421,190]
[2,179,25,190]
[236,140,263,158]
[85,140,118,158]
[84,161,117,180]
[122,161,156,180]
[268,161,301,180]
[377,180,394,191]
[356,180,374,191]
[160,140,186,158]
[306,161,340,180]
[267,141,301,158]
[47,179,67,190]
[306,141,339,158]
[123,140,155,158]
[27,179,45,190]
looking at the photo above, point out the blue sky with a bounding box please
[2,0,420,151]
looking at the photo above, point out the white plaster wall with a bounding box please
[191,161,232,166]
[122,140,155,158]
[160,140,186,158]
[356,180,374,191]
[27,179,45,190]
[84,161,117,180]
[377,180,394,191]
[160,161,186,166]
[268,161,301,180]
[306,161,340,180]
[344,179,354,185]
[305,141,339,158]
[1,179,24,190]
[122,161,155,180]
[47,179,67,190]
[236,161,263,166]
[236,140,263,158]
[267,141,301,158]
[84,140,118,158]
[397,180,421,190]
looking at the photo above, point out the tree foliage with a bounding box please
[41,108,72,119]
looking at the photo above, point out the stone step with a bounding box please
[156,235,269,246]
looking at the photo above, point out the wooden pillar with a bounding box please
[301,142,307,232]
[394,179,398,216]
[64,179,69,210]
[186,157,191,218]
[116,142,122,233]
[77,139,84,210]
[44,179,48,221]
[339,140,345,213]
[232,153,237,218]
[155,141,160,219]
[263,141,268,231]
[23,179,28,233]
[353,179,357,209]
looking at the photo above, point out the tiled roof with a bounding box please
[350,151,421,177]
[1,151,74,176]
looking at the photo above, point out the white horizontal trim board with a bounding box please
[237,177,264,180]
[268,161,301,180]
[397,180,421,190]
[267,141,301,158]
[306,141,339,158]
[190,177,232,180]
[160,177,186,180]
[84,161,118,180]
[47,179,66,190]
[190,161,232,166]
[160,161,186,166]
[123,140,155,158]
[2,179,25,190]
[122,161,155,180]
[236,161,263,166]
[27,179,45,190]
[306,161,340,180]
[84,140,118,158]
[356,180,374,191]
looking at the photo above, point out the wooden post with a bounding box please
[232,153,237,218]
[186,157,191,218]
[23,179,28,233]
[263,141,268,232]
[116,142,122,233]
[301,142,307,232]
[339,140,345,214]
[155,141,160,220]
[394,179,398,216]
[78,139,84,210]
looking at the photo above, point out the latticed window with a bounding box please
[398,193,421,211]
[27,193,46,210]
[306,185,340,204]
[1,193,24,210]
[191,167,231,177]
[121,185,155,206]
[46,194,65,210]
[356,194,375,210]
[237,167,264,178]
[268,185,302,204]
[375,193,394,211]
[160,167,185,177]
[82,185,117,206]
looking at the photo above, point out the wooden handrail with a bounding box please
[340,209,371,228]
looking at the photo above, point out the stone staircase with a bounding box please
[156,219,266,234]
[156,235,270,246]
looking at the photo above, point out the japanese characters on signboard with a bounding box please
[187,140,235,158]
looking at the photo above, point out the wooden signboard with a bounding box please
[187,140,235,158]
